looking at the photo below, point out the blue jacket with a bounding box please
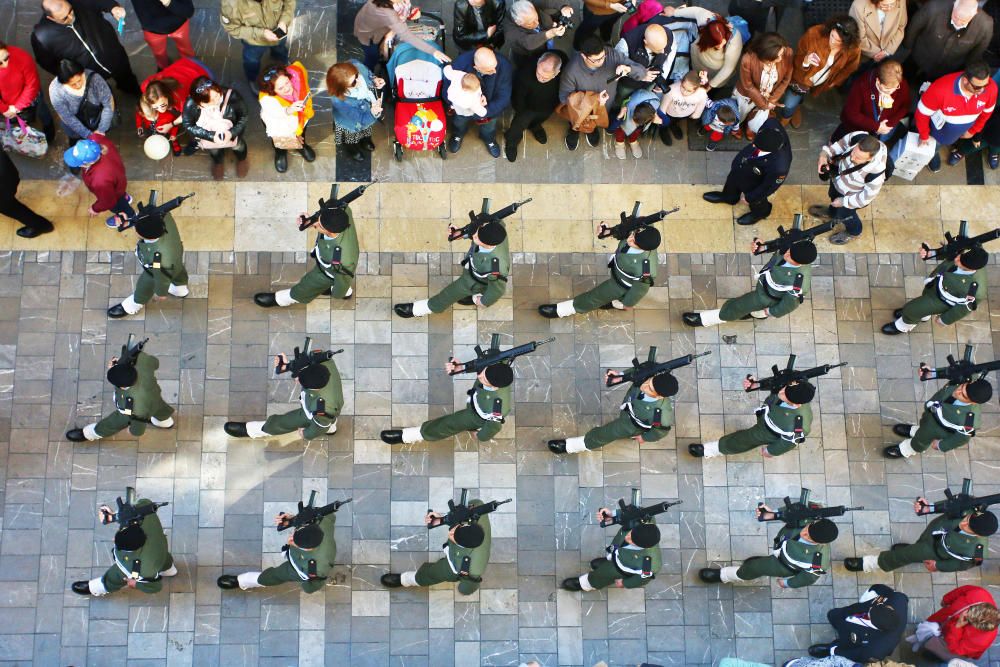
[446,49,513,119]
[330,59,379,134]
[615,89,660,135]
[701,97,740,135]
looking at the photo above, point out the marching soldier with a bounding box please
[538,226,661,318]
[884,376,991,459]
[107,209,189,319]
[845,500,996,573]
[380,362,513,445]
[561,507,662,591]
[689,379,814,459]
[66,342,174,442]
[254,207,359,308]
[881,245,988,336]
[683,237,816,327]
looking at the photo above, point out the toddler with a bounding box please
[444,66,487,118]
[700,98,740,151]
[657,70,709,146]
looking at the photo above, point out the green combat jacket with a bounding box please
[922,511,988,572]
[771,518,831,588]
[312,214,359,282]
[926,259,987,325]
[469,380,513,423]
[134,213,185,297]
[115,352,166,436]
[921,382,982,452]
[610,240,658,307]
[462,227,511,307]
[605,518,662,588]
[757,393,813,456]
[107,500,171,594]
[301,359,344,440]
[285,512,337,583]
[220,0,296,45]
[621,384,673,441]
[755,253,812,318]
[444,499,492,595]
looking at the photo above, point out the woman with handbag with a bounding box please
[0,40,56,143]
[181,76,250,180]
[258,62,315,173]
[326,60,385,162]
[48,59,116,143]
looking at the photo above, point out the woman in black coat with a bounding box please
[181,76,250,180]
[0,149,54,238]
[453,0,506,51]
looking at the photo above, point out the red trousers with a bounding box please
[143,21,195,70]
[705,125,724,142]
[613,127,642,143]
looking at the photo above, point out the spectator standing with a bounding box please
[673,7,744,91]
[951,68,1000,168]
[131,0,196,71]
[453,0,506,52]
[353,0,449,71]
[136,57,211,156]
[0,41,56,143]
[835,58,909,142]
[902,0,992,84]
[182,76,250,180]
[908,586,1000,662]
[613,23,672,99]
[611,88,658,158]
[913,63,997,172]
[808,585,908,662]
[326,60,385,162]
[446,47,513,158]
[504,50,564,161]
[734,32,793,138]
[728,0,783,36]
[220,0,295,88]
[506,1,572,69]
[808,132,887,245]
[656,69,708,145]
[258,62,315,173]
[49,60,116,143]
[780,16,861,129]
[849,0,906,67]
[63,135,134,225]
[573,0,629,49]
[700,97,740,150]
[31,0,140,95]
[0,149,54,238]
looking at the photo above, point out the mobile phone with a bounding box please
[273,26,286,39]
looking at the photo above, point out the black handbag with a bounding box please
[75,74,120,132]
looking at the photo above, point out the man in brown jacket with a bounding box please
[221,0,295,87]
[903,0,993,82]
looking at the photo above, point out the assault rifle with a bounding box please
[748,354,846,394]
[597,201,679,241]
[276,490,351,532]
[918,478,1000,519]
[117,189,194,233]
[115,333,148,369]
[760,488,862,524]
[606,346,710,387]
[753,213,834,269]
[919,344,1000,385]
[429,488,511,529]
[298,180,379,231]
[921,220,1000,263]
[102,486,169,528]
[449,333,554,376]
[448,197,532,242]
[599,488,682,529]
[274,337,344,378]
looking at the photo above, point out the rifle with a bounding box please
[753,213,835,269]
[117,189,194,233]
[298,181,380,231]
[599,488,682,529]
[276,490,352,532]
[429,488,511,529]
[115,333,148,369]
[103,486,169,528]
[919,344,1000,385]
[748,354,846,394]
[921,220,1000,263]
[448,197,532,242]
[760,488,862,524]
[606,346,710,387]
[450,333,554,376]
[919,478,1000,519]
[597,201,679,241]
[274,337,344,378]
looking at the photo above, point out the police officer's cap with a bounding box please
[114,525,147,551]
[477,222,507,246]
[454,523,485,548]
[319,207,350,234]
[788,240,818,265]
[107,363,138,388]
[960,246,989,271]
[651,373,679,398]
[966,378,993,404]
[784,381,816,405]
[297,363,331,389]
[634,226,661,251]
[752,126,785,152]
[629,523,661,548]
[807,518,838,544]
[134,213,167,239]
[484,363,514,388]
[970,511,999,536]
[293,523,324,549]
[870,603,901,631]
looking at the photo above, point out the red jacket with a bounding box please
[83,133,128,213]
[915,71,997,144]
[0,46,41,112]
[840,69,910,135]
[927,585,998,659]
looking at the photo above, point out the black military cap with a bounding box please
[753,126,785,152]
[293,523,324,549]
[134,213,167,239]
[319,208,350,234]
[966,378,993,404]
[960,246,989,271]
[633,226,661,251]
[484,364,514,388]
[454,523,485,548]
[651,373,679,398]
[970,511,998,537]
[629,523,661,548]
[808,518,839,544]
[789,240,818,265]
[477,222,507,246]
[107,363,138,388]
[297,363,331,390]
[784,381,816,405]
[114,525,147,551]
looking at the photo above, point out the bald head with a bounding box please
[644,24,668,52]
[474,47,498,75]
[952,0,979,25]
[43,0,73,22]
[535,52,562,82]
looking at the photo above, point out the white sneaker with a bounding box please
[629,141,642,158]
[614,141,626,160]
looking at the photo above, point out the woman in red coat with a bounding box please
[0,41,55,141]
[833,58,909,143]
[136,57,211,156]
[909,585,1000,661]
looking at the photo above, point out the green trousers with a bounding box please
[134,266,189,305]
[289,265,352,304]
[420,407,502,442]
[428,272,486,313]
[900,287,951,325]
[736,555,795,581]
[584,412,643,450]
[94,400,174,438]
[262,408,311,436]
[876,540,938,572]
[103,552,174,594]
[572,278,628,314]
[719,422,780,455]
[719,288,774,321]
[911,411,953,453]
[258,561,325,593]
[413,556,481,594]
[588,559,626,589]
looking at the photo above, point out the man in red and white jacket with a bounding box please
[914,62,997,171]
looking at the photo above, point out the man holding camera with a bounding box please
[808,132,887,245]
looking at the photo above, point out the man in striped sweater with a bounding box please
[916,62,997,172]
[807,132,887,245]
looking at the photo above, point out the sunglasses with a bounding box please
[194,79,216,94]
[967,78,989,92]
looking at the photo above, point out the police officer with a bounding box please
[224,352,343,440]
[381,362,513,445]
[683,238,815,327]
[107,210,189,319]
[702,120,791,226]
[884,374,991,459]
[845,501,996,573]
[689,380,814,459]
[394,221,510,318]
[538,225,660,318]
[882,245,988,335]
[700,508,837,589]
[254,207,359,308]
[548,370,676,454]
[808,584,908,662]
[562,508,662,591]
[66,346,174,442]
[381,504,492,595]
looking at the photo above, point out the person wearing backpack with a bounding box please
[807,132,887,245]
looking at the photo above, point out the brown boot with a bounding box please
[236,157,249,178]
[779,115,791,127]
[211,161,224,181]
[789,107,803,129]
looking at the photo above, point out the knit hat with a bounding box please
[297,363,331,390]
[477,222,507,246]
[484,364,514,388]
[960,246,989,270]
[788,240,818,265]
[293,523,324,549]
[107,363,138,388]
[784,381,816,405]
[319,208,350,234]
[629,523,661,548]
[64,139,102,168]
[753,126,785,152]
[807,518,839,544]
[634,226,661,251]
[114,525,147,551]
[966,378,993,404]
[651,373,679,397]
[969,511,998,537]
[453,523,485,548]
[134,213,166,239]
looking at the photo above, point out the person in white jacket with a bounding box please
[808,131,887,245]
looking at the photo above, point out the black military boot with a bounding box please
[381,430,404,444]
[254,293,278,307]
[547,440,567,454]
[66,428,87,442]
[698,568,722,583]
[71,581,93,595]
[394,303,415,318]
[561,577,582,591]
[224,422,250,437]
[688,444,705,457]
[843,557,864,572]
[892,424,914,438]
[217,575,240,589]
[381,573,403,588]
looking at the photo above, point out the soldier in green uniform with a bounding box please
[548,371,677,454]
[107,211,189,319]
[538,226,660,318]
[700,508,838,588]
[224,351,343,440]
[881,245,988,335]
[71,498,176,596]
[65,345,174,442]
[884,376,991,459]
[380,362,514,445]
[845,500,996,573]
[562,508,662,591]
[381,503,492,596]
[394,221,510,318]
[682,238,816,327]
[689,380,815,459]
[254,207,359,308]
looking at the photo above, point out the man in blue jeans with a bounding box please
[446,47,512,158]
[807,132,887,245]
[220,0,294,88]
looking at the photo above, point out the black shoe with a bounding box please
[844,557,863,572]
[892,424,914,438]
[688,443,704,457]
[485,141,500,158]
[670,122,683,139]
[448,136,462,153]
[882,445,904,459]
[299,143,316,162]
[394,303,414,318]
[530,126,547,144]
[659,125,673,146]
[66,428,87,442]
[585,131,600,147]
[274,149,288,173]
[182,142,198,156]
[505,142,518,162]
[217,575,239,590]
[538,304,558,318]
[808,644,833,658]
[71,581,92,595]
[457,296,475,306]
[381,573,403,588]
[702,191,726,204]
[548,439,566,454]
[736,212,760,226]
[893,308,902,318]
[590,557,606,570]
[698,568,721,583]
[565,131,579,151]
[881,322,903,335]
[682,312,703,327]
[381,429,403,444]
[107,304,128,319]
[16,224,53,238]
[224,422,249,437]
[254,292,278,307]
[360,138,376,152]
[561,577,582,591]
[808,204,833,221]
